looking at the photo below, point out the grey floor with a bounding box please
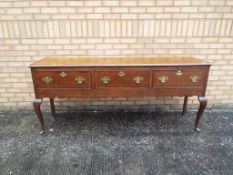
[0,110,233,175]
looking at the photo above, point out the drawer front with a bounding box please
[33,71,91,88]
[153,68,206,87]
[95,70,150,88]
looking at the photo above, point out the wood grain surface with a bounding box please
[30,57,211,131]
[30,57,211,67]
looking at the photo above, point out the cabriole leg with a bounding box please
[50,98,56,117]
[195,96,207,132]
[33,98,45,134]
[182,95,188,115]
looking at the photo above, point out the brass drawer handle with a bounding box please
[176,70,183,76]
[133,76,144,84]
[42,76,53,84]
[75,76,85,84]
[118,70,125,77]
[60,71,67,78]
[101,76,111,84]
[158,76,168,83]
[190,75,199,83]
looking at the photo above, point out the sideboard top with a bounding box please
[30,57,211,67]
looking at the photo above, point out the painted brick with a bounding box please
[0,2,12,7]
[191,0,208,5]
[156,0,173,6]
[121,1,137,6]
[41,8,58,14]
[48,1,66,6]
[87,14,103,19]
[95,7,111,13]
[138,1,155,6]
[77,7,93,13]
[59,8,75,13]
[67,1,83,6]
[174,0,191,6]
[129,7,146,13]
[24,8,40,13]
[31,1,47,7]
[121,14,137,19]
[209,0,226,5]
[85,1,102,7]
[6,8,22,14]
[103,1,119,6]
[0,0,232,110]
[112,7,128,13]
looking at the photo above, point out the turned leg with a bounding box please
[182,95,188,115]
[33,99,45,134]
[50,98,56,117]
[195,96,207,131]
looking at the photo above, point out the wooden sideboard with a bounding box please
[30,57,211,134]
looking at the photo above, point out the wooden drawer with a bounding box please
[95,70,150,88]
[153,68,206,87]
[33,71,91,88]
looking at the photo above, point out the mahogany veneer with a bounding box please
[30,57,211,134]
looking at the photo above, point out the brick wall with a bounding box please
[0,0,233,110]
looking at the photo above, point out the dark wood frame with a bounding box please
[31,59,210,134]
